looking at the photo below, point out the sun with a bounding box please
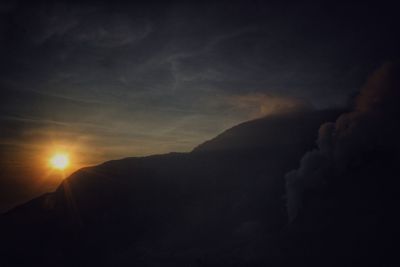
[50,153,70,170]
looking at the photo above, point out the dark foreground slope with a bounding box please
[0,109,339,266]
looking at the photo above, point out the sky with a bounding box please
[0,0,399,211]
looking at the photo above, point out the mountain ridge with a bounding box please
[0,109,341,266]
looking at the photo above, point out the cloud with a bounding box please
[285,62,400,221]
[23,3,152,47]
[69,16,152,48]
[226,93,313,119]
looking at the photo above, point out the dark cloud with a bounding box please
[24,3,152,47]
[285,62,400,220]
[2,1,398,105]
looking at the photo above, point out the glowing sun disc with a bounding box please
[50,153,69,170]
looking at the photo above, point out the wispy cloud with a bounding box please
[225,93,313,119]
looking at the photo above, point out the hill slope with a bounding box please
[0,109,340,266]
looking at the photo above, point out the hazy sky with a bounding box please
[0,0,399,210]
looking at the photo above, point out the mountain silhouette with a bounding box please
[0,109,340,266]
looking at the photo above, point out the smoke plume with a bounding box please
[285,63,400,221]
